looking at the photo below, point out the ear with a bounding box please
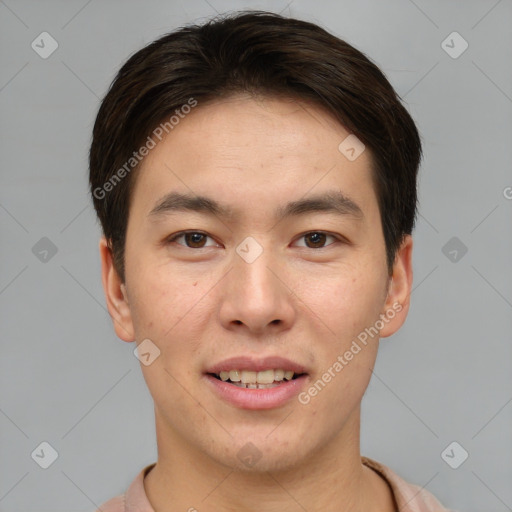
[379,235,413,338]
[99,237,135,342]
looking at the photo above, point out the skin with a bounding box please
[100,94,413,512]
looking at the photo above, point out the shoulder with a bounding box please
[94,462,156,512]
[362,456,453,512]
[95,494,125,512]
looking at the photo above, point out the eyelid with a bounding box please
[165,230,347,249]
[292,231,343,248]
[165,230,219,248]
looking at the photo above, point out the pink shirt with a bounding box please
[97,457,451,511]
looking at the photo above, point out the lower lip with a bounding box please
[204,374,308,410]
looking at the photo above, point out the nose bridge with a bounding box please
[234,238,280,304]
[219,236,294,332]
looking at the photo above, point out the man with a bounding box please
[90,10,450,512]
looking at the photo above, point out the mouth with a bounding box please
[204,356,309,410]
[207,369,305,389]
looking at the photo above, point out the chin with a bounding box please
[218,429,316,474]
[229,448,304,474]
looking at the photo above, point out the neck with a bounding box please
[144,406,395,512]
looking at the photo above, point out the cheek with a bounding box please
[127,263,212,355]
[128,270,213,406]
[299,267,385,393]
[300,267,385,341]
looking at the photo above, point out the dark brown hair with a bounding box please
[89,10,422,281]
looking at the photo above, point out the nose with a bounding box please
[218,244,296,335]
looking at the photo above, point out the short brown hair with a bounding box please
[89,10,422,281]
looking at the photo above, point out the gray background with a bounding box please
[1,0,511,511]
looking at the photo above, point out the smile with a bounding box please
[210,369,303,389]
[205,370,309,409]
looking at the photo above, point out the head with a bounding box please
[90,11,420,472]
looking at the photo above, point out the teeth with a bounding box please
[274,369,285,381]
[284,370,294,380]
[215,369,298,385]
[230,381,281,389]
[256,369,274,384]
[229,370,241,382]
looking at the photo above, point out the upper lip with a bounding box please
[206,356,308,375]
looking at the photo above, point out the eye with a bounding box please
[293,231,340,249]
[166,231,218,249]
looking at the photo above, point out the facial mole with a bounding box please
[193,281,198,286]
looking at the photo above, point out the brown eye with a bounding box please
[305,232,327,248]
[295,231,338,249]
[167,231,216,248]
[184,232,207,248]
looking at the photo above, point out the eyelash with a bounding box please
[165,230,345,249]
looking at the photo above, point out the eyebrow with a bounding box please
[148,190,364,222]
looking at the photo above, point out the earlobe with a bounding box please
[379,235,414,339]
[99,237,135,342]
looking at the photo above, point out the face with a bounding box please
[101,94,413,473]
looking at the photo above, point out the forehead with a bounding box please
[131,94,379,225]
